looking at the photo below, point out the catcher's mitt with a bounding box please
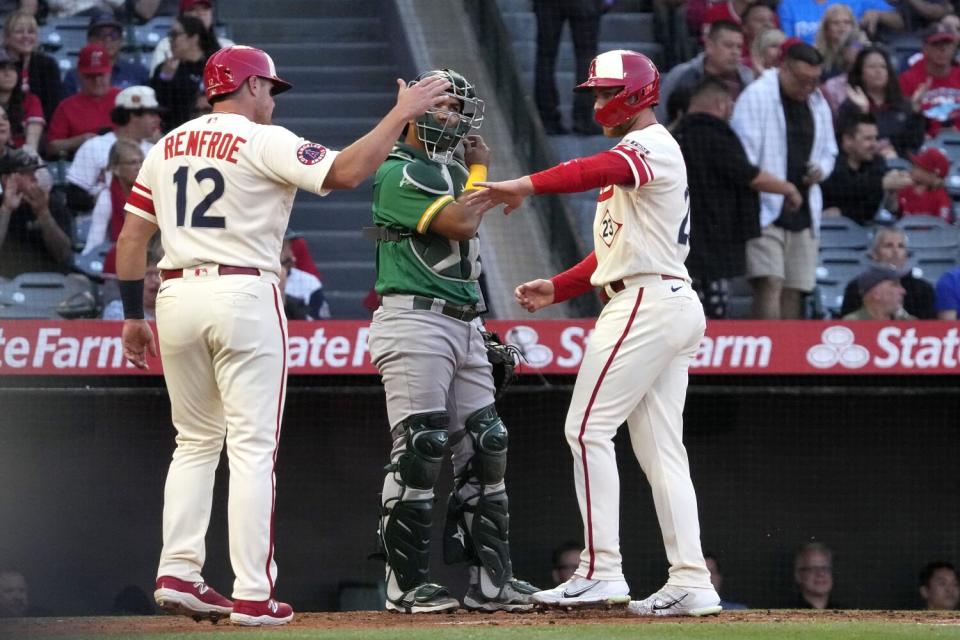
[481,329,521,400]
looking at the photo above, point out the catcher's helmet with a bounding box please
[204,45,292,101]
[575,50,660,128]
[409,68,484,164]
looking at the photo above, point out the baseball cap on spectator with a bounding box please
[910,147,951,178]
[87,10,122,36]
[180,0,213,11]
[0,149,46,175]
[856,262,911,296]
[78,44,112,75]
[116,86,163,111]
[922,22,959,44]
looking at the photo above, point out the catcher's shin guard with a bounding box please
[379,412,450,595]
[381,497,434,592]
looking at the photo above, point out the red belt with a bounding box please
[608,274,682,293]
[161,265,261,281]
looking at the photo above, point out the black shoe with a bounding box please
[573,121,603,136]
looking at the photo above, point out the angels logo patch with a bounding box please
[297,143,327,165]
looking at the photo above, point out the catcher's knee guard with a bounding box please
[381,497,433,592]
[465,404,507,485]
[394,411,449,490]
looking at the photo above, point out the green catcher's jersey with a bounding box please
[372,142,481,306]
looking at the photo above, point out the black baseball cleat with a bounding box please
[386,583,460,614]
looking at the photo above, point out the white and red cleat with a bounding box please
[230,598,295,626]
[154,576,233,620]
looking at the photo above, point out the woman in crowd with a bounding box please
[2,10,61,123]
[820,31,865,117]
[750,27,787,77]
[82,139,143,254]
[0,47,43,151]
[814,3,860,80]
[149,0,232,74]
[150,14,215,131]
[838,45,925,157]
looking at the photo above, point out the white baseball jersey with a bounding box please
[590,124,691,286]
[125,112,339,273]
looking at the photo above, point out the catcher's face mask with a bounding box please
[410,69,484,164]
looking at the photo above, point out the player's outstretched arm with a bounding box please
[116,213,159,370]
[465,176,534,215]
[323,76,451,190]
[515,279,555,313]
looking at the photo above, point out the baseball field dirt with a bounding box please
[3,608,959,639]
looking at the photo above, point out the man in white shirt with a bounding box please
[66,86,162,212]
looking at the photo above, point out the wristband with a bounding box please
[464,164,488,191]
[119,279,145,320]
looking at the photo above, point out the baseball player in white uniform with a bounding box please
[469,50,722,617]
[116,45,450,626]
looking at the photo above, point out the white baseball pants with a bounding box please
[565,275,713,589]
[154,269,287,602]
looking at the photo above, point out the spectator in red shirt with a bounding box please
[899,22,960,137]
[46,44,120,159]
[896,146,953,221]
[0,47,43,151]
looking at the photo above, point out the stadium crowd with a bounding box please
[0,0,331,319]
[537,0,960,320]
[3,0,960,319]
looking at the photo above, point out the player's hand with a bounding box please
[395,75,451,121]
[515,279,555,313]
[462,134,490,166]
[122,319,158,370]
[468,177,535,215]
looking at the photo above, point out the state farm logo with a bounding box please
[505,326,554,368]
[806,326,870,369]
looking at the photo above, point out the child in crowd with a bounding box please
[896,147,953,222]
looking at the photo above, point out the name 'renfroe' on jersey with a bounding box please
[125,112,339,274]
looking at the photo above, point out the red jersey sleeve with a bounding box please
[22,92,45,125]
[550,252,598,303]
[529,150,636,194]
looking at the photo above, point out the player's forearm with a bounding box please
[325,111,408,190]
[116,215,158,281]
[551,252,598,303]
[530,152,633,194]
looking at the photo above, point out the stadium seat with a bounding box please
[74,241,112,280]
[818,215,870,250]
[896,215,960,250]
[0,272,97,319]
[725,276,753,319]
[930,131,960,163]
[815,252,869,317]
[914,248,959,283]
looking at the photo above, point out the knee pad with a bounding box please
[395,411,449,490]
[465,405,507,486]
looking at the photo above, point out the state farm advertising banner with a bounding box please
[0,320,959,376]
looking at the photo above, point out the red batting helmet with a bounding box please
[575,50,660,128]
[204,45,292,101]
